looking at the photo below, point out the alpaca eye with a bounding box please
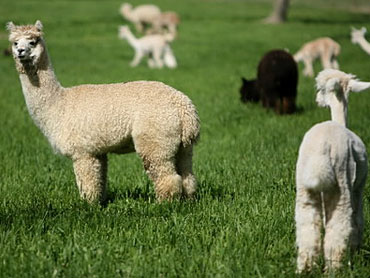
[29,41,37,46]
[14,42,18,46]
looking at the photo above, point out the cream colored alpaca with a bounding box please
[118,25,177,68]
[351,27,370,55]
[294,38,340,77]
[7,20,198,203]
[119,3,161,33]
[149,11,180,36]
[295,69,369,272]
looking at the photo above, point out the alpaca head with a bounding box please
[239,77,259,103]
[315,69,370,108]
[118,25,131,40]
[351,27,367,44]
[6,20,46,71]
[120,3,133,16]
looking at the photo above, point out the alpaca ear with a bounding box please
[241,77,247,83]
[35,20,43,31]
[6,21,15,32]
[348,80,370,93]
[325,77,341,93]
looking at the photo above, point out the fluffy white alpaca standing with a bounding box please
[351,27,370,55]
[119,3,161,33]
[118,25,177,68]
[7,20,198,204]
[294,38,340,77]
[295,69,370,272]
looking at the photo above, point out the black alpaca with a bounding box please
[240,49,298,114]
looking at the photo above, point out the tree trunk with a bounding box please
[264,0,290,24]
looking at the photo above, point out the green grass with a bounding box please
[1,0,370,277]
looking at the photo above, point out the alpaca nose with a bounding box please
[17,48,25,55]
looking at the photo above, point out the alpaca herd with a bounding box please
[118,3,179,68]
[5,3,370,275]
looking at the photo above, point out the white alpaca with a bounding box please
[7,20,198,203]
[295,69,369,272]
[294,38,340,77]
[119,3,161,33]
[118,25,177,68]
[351,27,370,55]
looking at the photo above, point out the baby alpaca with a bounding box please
[119,3,161,33]
[118,25,177,68]
[294,37,340,77]
[351,27,370,55]
[295,69,369,272]
[240,49,298,114]
[7,20,198,204]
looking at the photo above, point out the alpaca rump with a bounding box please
[240,49,298,114]
[294,37,340,77]
[7,20,199,203]
[295,69,370,272]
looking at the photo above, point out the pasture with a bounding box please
[1,0,370,277]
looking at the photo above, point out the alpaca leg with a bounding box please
[331,57,339,69]
[152,48,164,68]
[282,96,296,114]
[134,135,182,201]
[323,187,352,269]
[72,154,107,204]
[130,50,144,67]
[303,58,314,77]
[135,22,144,33]
[320,53,332,69]
[147,56,156,68]
[349,171,366,251]
[176,145,197,198]
[295,187,323,273]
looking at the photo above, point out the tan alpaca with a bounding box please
[294,37,340,77]
[149,11,180,36]
[118,25,177,68]
[351,27,370,55]
[7,20,199,204]
[119,3,161,33]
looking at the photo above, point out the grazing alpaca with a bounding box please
[240,49,298,114]
[294,37,340,77]
[295,69,369,272]
[7,20,199,203]
[351,27,370,55]
[119,3,161,33]
[118,25,177,68]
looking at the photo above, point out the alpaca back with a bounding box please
[297,121,366,192]
[257,49,298,113]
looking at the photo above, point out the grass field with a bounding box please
[1,0,370,277]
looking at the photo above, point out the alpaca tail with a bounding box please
[163,46,177,68]
[333,43,341,57]
[179,95,200,147]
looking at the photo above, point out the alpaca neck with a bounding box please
[122,7,135,21]
[17,47,63,130]
[123,30,139,48]
[355,36,370,55]
[330,100,347,127]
